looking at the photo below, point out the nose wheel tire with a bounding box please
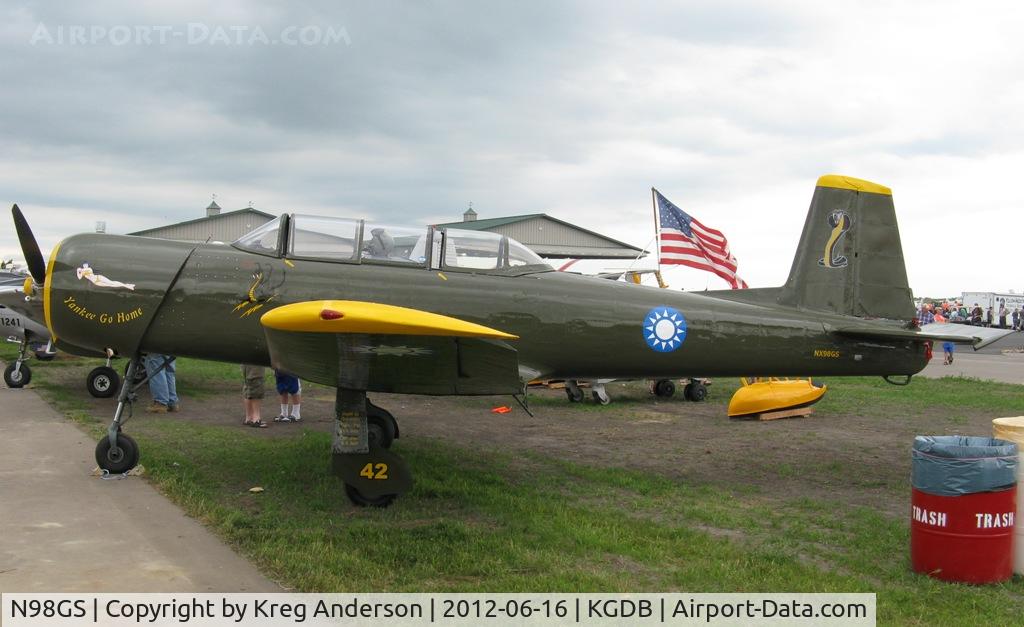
[87,366,120,398]
[344,484,397,508]
[4,362,30,388]
[95,433,139,474]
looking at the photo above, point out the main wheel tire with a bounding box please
[95,433,139,474]
[4,362,30,388]
[87,366,120,398]
[565,385,584,403]
[366,412,397,449]
[344,483,397,508]
[592,389,611,405]
[653,379,676,398]
[684,382,708,402]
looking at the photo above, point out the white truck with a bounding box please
[962,292,1024,325]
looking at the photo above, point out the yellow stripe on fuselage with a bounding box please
[816,174,892,196]
[43,239,63,341]
[260,300,518,340]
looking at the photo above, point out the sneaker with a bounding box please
[146,402,169,413]
[274,414,289,422]
[168,403,180,412]
[288,415,300,423]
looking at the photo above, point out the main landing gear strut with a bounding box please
[332,388,411,507]
[93,354,174,475]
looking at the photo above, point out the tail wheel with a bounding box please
[4,362,30,388]
[87,366,120,398]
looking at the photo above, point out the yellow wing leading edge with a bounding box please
[260,300,518,340]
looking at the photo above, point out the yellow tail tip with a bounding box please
[816,174,892,196]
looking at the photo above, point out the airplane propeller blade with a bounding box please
[12,204,47,285]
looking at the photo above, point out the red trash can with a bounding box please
[910,436,1018,584]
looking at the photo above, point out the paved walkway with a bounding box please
[918,350,1024,385]
[0,386,279,592]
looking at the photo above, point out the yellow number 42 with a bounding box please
[360,463,389,480]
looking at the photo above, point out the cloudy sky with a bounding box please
[2,1,1023,296]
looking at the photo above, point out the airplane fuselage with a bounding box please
[45,234,929,385]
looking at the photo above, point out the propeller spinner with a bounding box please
[12,204,47,286]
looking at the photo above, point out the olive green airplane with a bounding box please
[8,174,1004,507]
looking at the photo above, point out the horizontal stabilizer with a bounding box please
[260,300,517,340]
[832,322,1014,350]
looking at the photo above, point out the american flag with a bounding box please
[654,189,748,289]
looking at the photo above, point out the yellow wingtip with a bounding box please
[260,300,518,340]
[816,174,892,196]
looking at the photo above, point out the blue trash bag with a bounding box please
[912,435,1018,497]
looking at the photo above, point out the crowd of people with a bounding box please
[916,300,1023,366]
[916,300,1024,330]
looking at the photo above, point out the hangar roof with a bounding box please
[434,213,645,260]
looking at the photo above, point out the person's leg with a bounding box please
[145,354,169,409]
[242,365,266,426]
[166,357,178,410]
[277,391,289,421]
[289,386,301,421]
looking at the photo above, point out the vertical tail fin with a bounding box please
[778,175,915,321]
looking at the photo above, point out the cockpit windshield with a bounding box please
[232,216,283,256]
[233,214,552,274]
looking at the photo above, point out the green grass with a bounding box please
[11,346,1024,625]
[815,375,1024,417]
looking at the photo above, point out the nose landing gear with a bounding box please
[93,354,172,475]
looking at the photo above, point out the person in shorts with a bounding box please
[274,370,302,422]
[241,364,267,427]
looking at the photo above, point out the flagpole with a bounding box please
[651,187,661,269]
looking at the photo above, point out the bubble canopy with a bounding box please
[232,215,553,275]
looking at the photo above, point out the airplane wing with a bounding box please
[0,285,44,320]
[832,322,1015,351]
[260,300,524,395]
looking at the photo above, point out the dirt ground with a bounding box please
[51,364,1011,519]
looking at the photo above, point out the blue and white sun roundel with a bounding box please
[643,306,687,353]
